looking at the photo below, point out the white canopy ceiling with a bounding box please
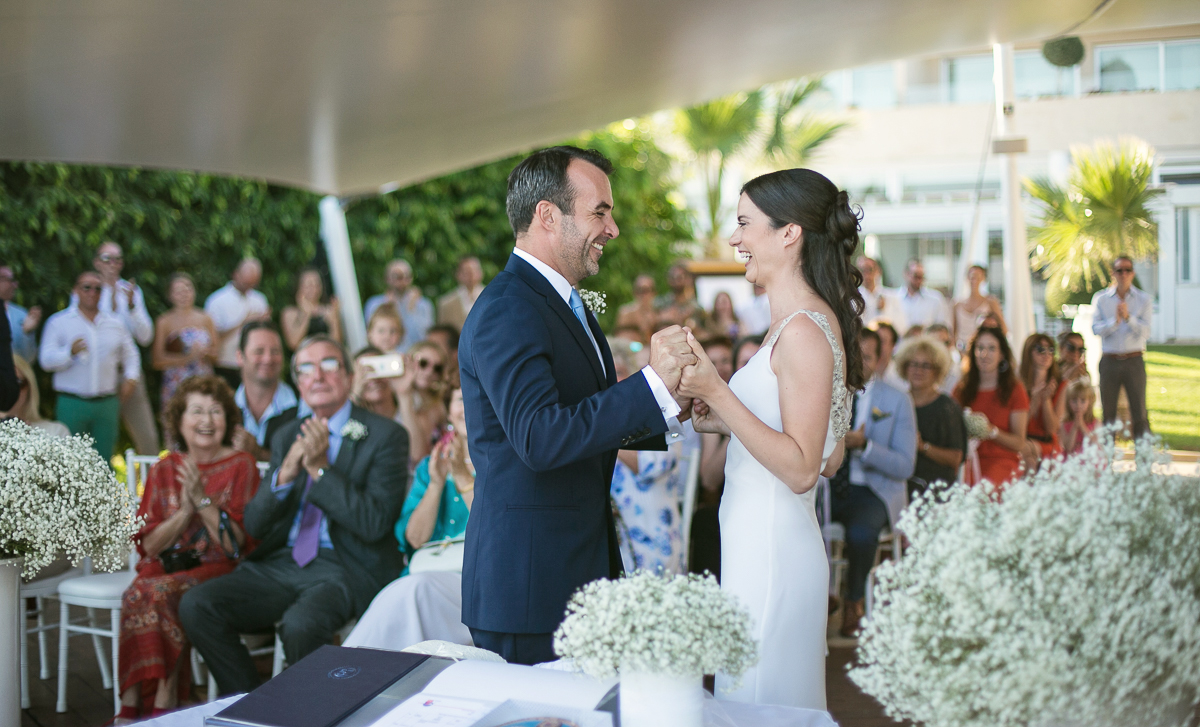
[2,0,1197,196]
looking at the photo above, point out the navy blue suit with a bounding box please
[459,253,668,662]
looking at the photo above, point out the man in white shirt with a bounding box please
[856,256,906,332]
[898,259,949,329]
[206,258,271,389]
[436,256,485,333]
[40,271,141,459]
[230,321,299,461]
[736,286,772,336]
[90,241,159,455]
[1091,256,1153,439]
[363,259,434,351]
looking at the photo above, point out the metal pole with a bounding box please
[993,43,1035,347]
[319,196,367,351]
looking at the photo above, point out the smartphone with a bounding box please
[359,353,404,379]
[436,424,456,447]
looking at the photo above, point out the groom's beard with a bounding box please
[561,215,604,280]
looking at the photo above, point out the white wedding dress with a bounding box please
[716,309,852,709]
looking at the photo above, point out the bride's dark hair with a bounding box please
[741,169,866,391]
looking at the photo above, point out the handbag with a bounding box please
[160,527,205,574]
[407,536,466,574]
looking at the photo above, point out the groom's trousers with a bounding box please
[469,628,556,666]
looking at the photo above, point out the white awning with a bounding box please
[2,0,1196,195]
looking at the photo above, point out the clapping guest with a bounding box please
[387,341,449,465]
[1060,380,1098,455]
[1057,331,1090,386]
[1018,334,1065,471]
[425,324,461,389]
[608,341,684,574]
[615,274,659,345]
[896,336,965,496]
[366,305,405,353]
[1,355,69,437]
[342,387,474,652]
[230,322,298,462]
[1,263,40,363]
[205,258,271,390]
[953,326,1028,489]
[152,273,217,414]
[117,376,259,720]
[282,268,342,351]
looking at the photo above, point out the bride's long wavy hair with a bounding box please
[742,169,867,391]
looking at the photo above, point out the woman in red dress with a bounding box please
[116,375,259,720]
[1018,333,1066,472]
[954,326,1029,490]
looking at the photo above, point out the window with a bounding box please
[944,55,993,103]
[1014,50,1078,98]
[1180,208,1194,284]
[1165,41,1200,91]
[1097,43,1160,92]
[850,64,896,108]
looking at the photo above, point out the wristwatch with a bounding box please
[196,496,212,511]
[316,468,326,480]
[921,442,931,453]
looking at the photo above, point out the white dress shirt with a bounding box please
[205,283,270,368]
[849,379,875,486]
[70,279,154,346]
[1091,285,1152,354]
[898,286,949,329]
[39,307,140,398]
[512,248,683,428]
[859,285,907,332]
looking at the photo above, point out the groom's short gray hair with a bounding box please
[506,146,614,237]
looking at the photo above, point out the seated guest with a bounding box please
[925,323,961,395]
[351,346,402,422]
[896,336,965,496]
[392,340,449,466]
[1060,379,1098,455]
[954,326,1028,489]
[607,342,685,574]
[281,268,342,351]
[1057,331,1090,387]
[1019,333,1066,471]
[869,320,907,391]
[180,336,409,696]
[831,328,917,637]
[703,291,742,342]
[732,334,763,373]
[689,336,737,580]
[343,387,473,651]
[117,376,259,720]
[366,305,405,353]
[1,355,69,437]
[425,324,461,389]
[230,322,299,462]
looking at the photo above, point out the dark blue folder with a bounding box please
[206,645,429,727]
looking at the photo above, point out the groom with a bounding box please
[459,146,696,664]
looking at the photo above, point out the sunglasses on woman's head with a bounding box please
[416,358,445,375]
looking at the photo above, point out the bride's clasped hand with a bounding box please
[677,329,730,436]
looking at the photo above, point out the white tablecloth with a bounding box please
[145,692,838,727]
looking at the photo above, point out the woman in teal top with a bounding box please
[344,387,474,649]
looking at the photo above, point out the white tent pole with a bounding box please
[993,43,1035,348]
[319,195,367,352]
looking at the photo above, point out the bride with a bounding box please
[679,168,865,709]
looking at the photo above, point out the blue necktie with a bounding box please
[569,289,603,371]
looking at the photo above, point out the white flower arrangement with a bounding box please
[962,407,992,439]
[579,289,606,315]
[341,419,368,441]
[553,571,757,684]
[850,427,1200,727]
[0,419,142,578]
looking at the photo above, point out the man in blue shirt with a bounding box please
[0,264,40,363]
[1091,256,1153,440]
[363,259,434,352]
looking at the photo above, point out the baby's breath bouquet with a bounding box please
[0,419,141,578]
[851,427,1200,727]
[553,571,757,683]
[962,407,992,439]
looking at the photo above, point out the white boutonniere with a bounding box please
[341,419,368,441]
[579,289,607,315]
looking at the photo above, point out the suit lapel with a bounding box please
[507,254,606,389]
[333,406,365,473]
[590,311,615,388]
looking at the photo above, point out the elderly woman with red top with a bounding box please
[1018,333,1067,471]
[116,376,259,721]
[953,326,1029,490]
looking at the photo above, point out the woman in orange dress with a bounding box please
[116,376,259,720]
[954,326,1029,490]
[1018,333,1066,471]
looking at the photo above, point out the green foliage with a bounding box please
[1026,138,1160,312]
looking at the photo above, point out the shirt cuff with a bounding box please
[640,366,681,422]
[861,441,874,461]
[269,470,294,500]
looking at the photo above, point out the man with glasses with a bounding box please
[898,259,949,329]
[181,335,409,696]
[856,256,906,332]
[1091,256,1153,439]
[363,259,433,351]
[0,263,41,363]
[86,241,159,455]
[39,271,141,458]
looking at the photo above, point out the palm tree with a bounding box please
[1026,137,1161,311]
[677,79,846,258]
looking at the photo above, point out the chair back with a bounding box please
[123,449,162,570]
[677,447,702,571]
[257,461,269,478]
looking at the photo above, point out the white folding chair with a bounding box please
[864,488,908,620]
[19,565,84,708]
[677,447,702,572]
[818,477,848,597]
[55,449,157,715]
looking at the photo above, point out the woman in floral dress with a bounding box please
[152,273,216,412]
[116,376,258,720]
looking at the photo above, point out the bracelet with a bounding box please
[196,496,213,511]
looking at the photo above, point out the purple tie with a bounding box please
[291,475,322,567]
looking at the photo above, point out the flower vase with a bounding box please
[0,558,23,727]
[619,670,702,727]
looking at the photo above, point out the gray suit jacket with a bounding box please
[857,379,918,528]
[243,403,410,612]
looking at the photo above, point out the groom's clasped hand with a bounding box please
[647,324,723,421]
